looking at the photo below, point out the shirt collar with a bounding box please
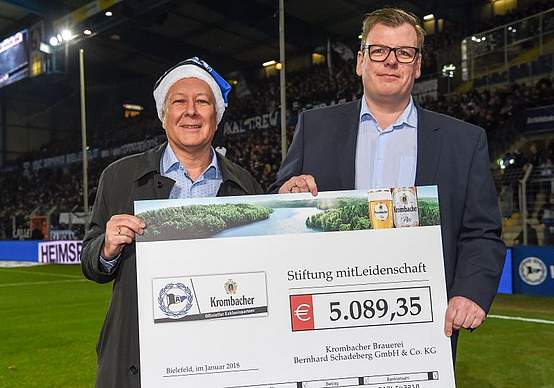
[204,150,221,179]
[359,95,417,130]
[161,143,221,180]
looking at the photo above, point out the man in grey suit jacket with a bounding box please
[270,8,505,356]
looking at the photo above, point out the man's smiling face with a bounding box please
[356,23,421,105]
[162,77,217,153]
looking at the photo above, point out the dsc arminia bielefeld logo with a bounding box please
[519,257,547,286]
[158,283,193,318]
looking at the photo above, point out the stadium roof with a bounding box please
[0,0,484,78]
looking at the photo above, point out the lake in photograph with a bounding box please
[215,207,324,237]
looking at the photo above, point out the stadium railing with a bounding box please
[462,7,554,83]
[501,165,554,246]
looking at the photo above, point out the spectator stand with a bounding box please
[461,6,554,88]
[499,139,554,247]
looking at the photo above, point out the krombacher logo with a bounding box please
[375,204,388,214]
[211,278,255,307]
[224,279,238,295]
[394,205,418,213]
[210,295,255,307]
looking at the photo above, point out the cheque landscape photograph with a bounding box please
[136,187,441,242]
[137,203,274,241]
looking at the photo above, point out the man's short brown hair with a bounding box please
[360,8,426,49]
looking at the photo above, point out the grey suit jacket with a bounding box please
[270,99,506,313]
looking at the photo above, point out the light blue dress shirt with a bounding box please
[161,143,223,199]
[100,144,223,272]
[354,96,418,189]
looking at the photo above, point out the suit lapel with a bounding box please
[415,106,441,186]
[337,99,362,189]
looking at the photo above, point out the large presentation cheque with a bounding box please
[135,187,456,388]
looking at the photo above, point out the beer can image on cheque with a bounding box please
[392,187,419,228]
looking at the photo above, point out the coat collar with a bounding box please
[132,142,249,193]
[133,142,166,181]
[216,151,251,193]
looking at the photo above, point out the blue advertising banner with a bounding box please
[513,246,554,296]
[525,104,554,133]
[497,248,513,294]
[0,241,39,262]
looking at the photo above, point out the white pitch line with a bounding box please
[0,279,87,287]
[488,314,554,325]
[0,268,82,279]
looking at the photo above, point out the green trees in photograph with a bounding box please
[306,200,370,232]
[418,199,441,226]
[138,203,273,241]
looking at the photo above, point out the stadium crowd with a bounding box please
[1,1,554,241]
[2,64,552,240]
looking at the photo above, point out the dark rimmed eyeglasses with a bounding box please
[360,44,420,63]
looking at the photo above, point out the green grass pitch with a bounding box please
[0,264,553,387]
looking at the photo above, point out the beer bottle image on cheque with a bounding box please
[368,189,394,229]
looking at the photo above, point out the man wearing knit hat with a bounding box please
[81,57,261,388]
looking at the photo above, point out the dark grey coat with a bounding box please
[81,143,262,388]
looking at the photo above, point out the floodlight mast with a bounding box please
[79,48,89,230]
[279,0,287,162]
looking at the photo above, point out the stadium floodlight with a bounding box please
[105,11,113,16]
[122,103,144,111]
[423,14,434,21]
[83,29,92,36]
[442,63,456,78]
[263,60,277,67]
[39,42,52,54]
[49,36,59,46]
[61,29,74,41]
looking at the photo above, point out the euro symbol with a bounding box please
[294,303,312,322]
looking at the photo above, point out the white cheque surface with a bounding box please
[136,226,456,388]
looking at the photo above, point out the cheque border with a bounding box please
[289,285,434,332]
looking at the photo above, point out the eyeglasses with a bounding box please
[360,44,420,63]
